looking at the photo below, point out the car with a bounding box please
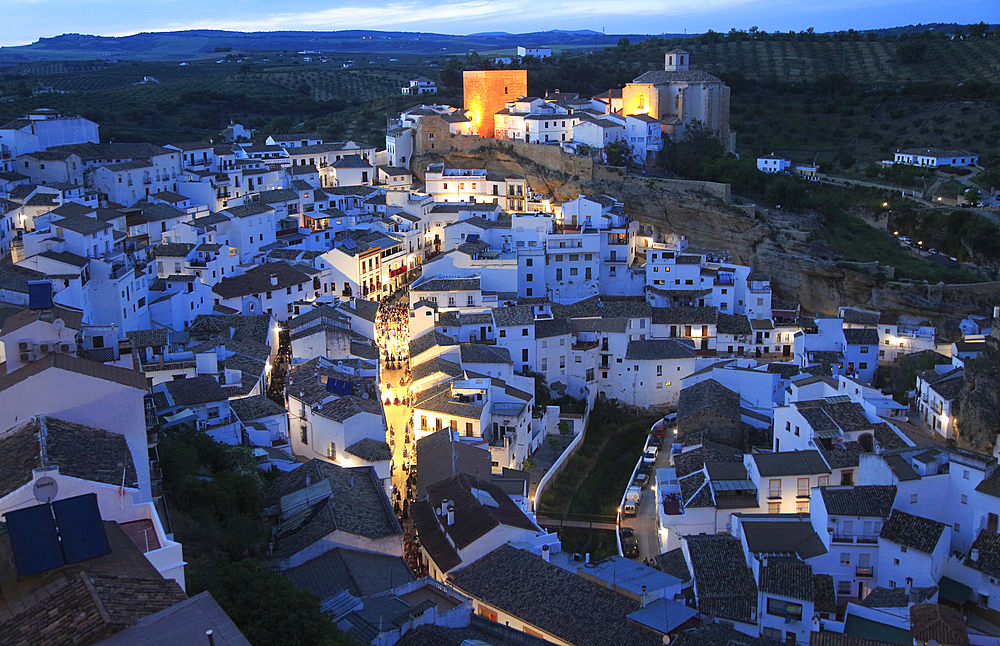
[643,450,657,464]
[648,436,663,450]
[621,532,639,558]
[619,527,635,540]
[634,470,649,488]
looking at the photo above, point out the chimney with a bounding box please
[585,553,590,565]
[762,556,768,568]
[270,273,278,286]
[971,548,979,562]
[305,474,311,486]
[447,504,455,526]
[994,306,999,319]
[350,475,355,488]
[541,544,550,562]
[206,630,216,646]
[641,585,647,608]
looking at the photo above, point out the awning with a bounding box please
[938,576,972,605]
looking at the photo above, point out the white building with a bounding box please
[402,78,438,95]
[892,148,978,168]
[516,46,552,59]
[757,156,792,173]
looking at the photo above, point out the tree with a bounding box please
[965,186,982,204]
[521,456,537,471]
[968,22,990,38]
[189,560,354,646]
[558,420,572,436]
[897,40,928,64]
[603,138,634,167]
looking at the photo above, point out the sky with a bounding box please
[2,0,997,47]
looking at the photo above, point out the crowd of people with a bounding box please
[376,298,419,524]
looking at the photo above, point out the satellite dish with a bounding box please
[33,476,58,503]
[52,319,65,332]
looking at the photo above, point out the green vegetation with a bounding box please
[537,401,656,557]
[189,560,354,646]
[159,427,353,643]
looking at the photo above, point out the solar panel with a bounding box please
[4,503,63,576]
[27,280,54,310]
[342,239,356,250]
[53,494,110,565]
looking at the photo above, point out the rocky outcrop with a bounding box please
[411,149,990,327]
[955,352,1000,454]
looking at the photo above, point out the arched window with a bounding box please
[504,86,508,94]
[668,55,673,65]
[636,94,645,110]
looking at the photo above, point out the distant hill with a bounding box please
[0,29,653,63]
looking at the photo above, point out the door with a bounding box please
[989,513,999,533]
[481,326,487,339]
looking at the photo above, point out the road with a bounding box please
[619,445,674,563]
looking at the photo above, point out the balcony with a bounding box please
[750,285,771,293]
[768,491,782,500]
[796,489,810,499]
[856,566,874,578]
[605,255,627,263]
[147,431,159,445]
[832,532,880,544]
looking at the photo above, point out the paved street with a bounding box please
[619,442,674,563]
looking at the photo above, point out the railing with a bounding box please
[856,566,874,578]
[605,255,626,263]
[832,533,880,544]
[189,259,207,267]
[147,431,159,445]
[768,490,782,500]
[796,489,810,498]
[750,285,771,293]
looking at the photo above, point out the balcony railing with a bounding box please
[796,489,810,499]
[856,566,874,578]
[768,490,782,500]
[832,532,880,544]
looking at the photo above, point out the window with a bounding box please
[656,383,663,389]
[522,349,528,361]
[328,442,336,460]
[541,358,548,371]
[797,478,810,498]
[556,268,563,281]
[500,329,506,338]
[860,346,869,354]
[526,273,533,282]
[910,493,918,504]
[964,470,970,480]
[467,294,474,306]
[768,479,781,499]
[961,494,968,504]
[768,502,781,513]
[521,328,528,336]
[838,580,852,595]
[300,426,308,445]
[894,558,900,566]
[840,553,850,566]
[900,546,907,553]
[955,522,961,532]
[526,258,533,267]
[766,598,802,622]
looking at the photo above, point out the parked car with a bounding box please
[643,450,657,464]
[648,436,663,450]
[620,528,639,558]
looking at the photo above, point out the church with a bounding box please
[619,50,735,155]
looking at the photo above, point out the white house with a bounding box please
[892,148,978,168]
[876,508,948,591]
[402,78,437,95]
[757,156,792,173]
[516,46,552,59]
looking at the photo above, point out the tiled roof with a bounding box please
[264,460,401,558]
[410,330,459,358]
[685,534,757,624]
[740,516,827,559]
[673,441,743,478]
[964,529,1000,579]
[86,591,251,646]
[717,313,753,335]
[651,306,717,325]
[0,522,186,646]
[814,574,837,614]
[677,379,741,423]
[412,499,461,573]
[673,624,783,646]
[975,468,1000,499]
[412,357,463,383]
[624,339,696,361]
[883,453,920,481]
[679,470,713,508]
[346,438,392,462]
[534,317,570,339]
[808,634,901,646]
[52,213,112,235]
[212,261,310,299]
[283,547,413,601]
[1,303,84,337]
[315,394,383,423]
[448,544,663,646]
[879,509,945,554]
[412,276,481,292]
[819,485,897,517]
[230,394,286,421]
[860,586,909,608]
[0,416,137,499]
[842,309,881,326]
[427,474,537,550]
[844,328,879,345]
[817,441,865,469]
[759,558,815,602]
[653,548,691,583]
[909,603,970,646]
[753,450,830,477]
[459,343,511,365]
[0,352,149,393]
[163,375,229,407]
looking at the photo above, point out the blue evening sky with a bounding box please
[3,0,996,47]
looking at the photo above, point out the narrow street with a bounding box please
[375,295,415,519]
[619,444,674,563]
